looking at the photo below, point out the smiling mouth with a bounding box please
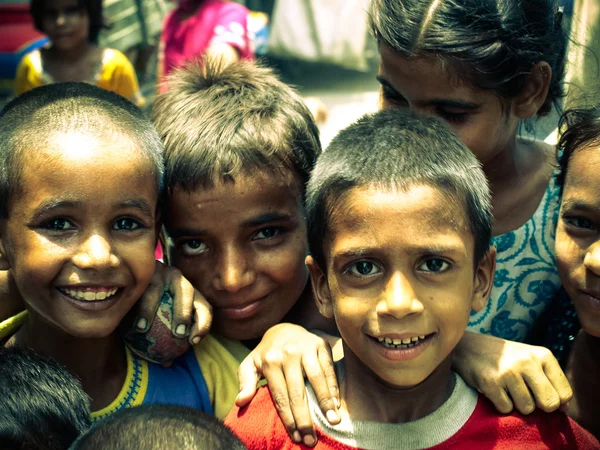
[57,287,119,302]
[376,335,429,349]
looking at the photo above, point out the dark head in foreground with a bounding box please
[0,346,91,450]
[71,404,246,450]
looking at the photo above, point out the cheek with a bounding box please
[555,231,584,279]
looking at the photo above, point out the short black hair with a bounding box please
[369,0,567,116]
[307,108,492,269]
[557,105,600,191]
[30,0,106,44]
[152,58,321,197]
[0,82,164,219]
[0,346,91,450]
[70,404,246,450]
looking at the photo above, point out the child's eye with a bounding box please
[437,109,468,124]
[182,239,208,255]
[418,258,450,273]
[113,218,142,231]
[345,260,381,277]
[41,218,74,231]
[380,86,408,107]
[564,216,595,230]
[253,227,281,240]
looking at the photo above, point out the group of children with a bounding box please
[2,0,600,448]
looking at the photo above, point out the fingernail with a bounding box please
[292,431,301,443]
[326,410,339,423]
[192,336,201,345]
[135,318,147,332]
[334,397,340,409]
[175,324,187,336]
[303,435,316,447]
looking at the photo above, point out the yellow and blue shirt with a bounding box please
[0,311,248,421]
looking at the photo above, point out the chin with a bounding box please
[61,322,119,340]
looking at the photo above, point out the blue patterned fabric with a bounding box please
[468,173,562,342]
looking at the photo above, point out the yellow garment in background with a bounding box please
[15,47,144,107]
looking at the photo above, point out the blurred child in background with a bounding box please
[15,0,144,106]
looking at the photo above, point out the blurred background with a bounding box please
[0,0,595,147]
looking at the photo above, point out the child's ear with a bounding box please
[512,62,552,119]
[0,229,10,271]
[305,255,334,319]
[471,246,496,312]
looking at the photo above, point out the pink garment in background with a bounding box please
[160,0,253,84]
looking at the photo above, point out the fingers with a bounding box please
[236,355,262,408]
[282,347,317,447]
[302,350,340,427]
[542,356,573,407]
[189,290,213,345]
[164,265,195,338]
[504,373,536,415]
[474,369,515,414]
[134,261,166,331]
[261,350,303,445]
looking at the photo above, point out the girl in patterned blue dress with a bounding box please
[231,0,581,445]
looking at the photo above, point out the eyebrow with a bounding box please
[30,198,155,222]
[560,199,597,213]
[242,212,295,228]
[376,75,480,110]
[334,244,464,260]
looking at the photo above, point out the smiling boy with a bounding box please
[0,82,246,420]
[225,109,599,449]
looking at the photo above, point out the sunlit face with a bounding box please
[0,132,158,338]
[309,185,493,387]
[42,0,89,51]
[556,146,600,337]
[377,43,519,166]
[165,171,309,341]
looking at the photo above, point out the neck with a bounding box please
[482,135,523,192]
[49,40,93,62]
[341,345,455,423]
[577,331,600,360]
[13,310,125,394]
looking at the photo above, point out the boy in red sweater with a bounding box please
[225,109,599,449]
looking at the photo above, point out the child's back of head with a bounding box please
[0,346,91,450]
[71,404,245,450]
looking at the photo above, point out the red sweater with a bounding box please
[225,386,599,450]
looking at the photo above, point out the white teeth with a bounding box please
[376,334,428,349]
[60,288,118,301]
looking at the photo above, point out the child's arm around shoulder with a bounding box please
[193,334,249,420]
[454,331,573,415]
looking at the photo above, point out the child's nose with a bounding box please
[213,247,255,293]
[376,272,424,318]
[584,241,600,276]
[72,234,119,270]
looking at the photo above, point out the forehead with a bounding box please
[326,185,473,255]
[17,131,156,197]
[562,146,600,202]
[166,170,304,229]
[378,43,488,105]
